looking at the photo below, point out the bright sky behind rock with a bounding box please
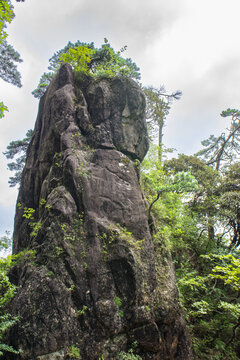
[1,0,240,237]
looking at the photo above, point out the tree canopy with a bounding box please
[138,103,240,359]
[143,86,182,163]
[196,108,240,171]
[32,39,141,99]
[3,129,33,187]
[0,0,23,118]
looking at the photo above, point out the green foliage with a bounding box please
[4,129,33,187]
[67,345,81,359]
[117,343,142,360]
[55,246,64,256]
[0,101,8,119]
[117,350,142,360]
[0,0,23,119]
[114,296,122,307]
[196,108,240,171]
[32,38,141,98]
[59,46,93,74]
[0,0,14,43]
[31,72,54,99]
[118,310,124,318]
[16,204,44,238]
[29,221,42,237]
[207,253,240,291]
[177,251,240,359]
[142,145,197,224]
[0,240,26,356]
[216,162,240,247]
[143,86,182,162]
[114,296,124,318]
[142,146,198,193]
[77,305,87,317]
[22,206,35,219]
[164,155,240,248]
[0,39,22,87]
[142,138,240,358]
[0,232,12,256]
[0,339,20,356]
[164,154,219,193]
[45,270,54,277]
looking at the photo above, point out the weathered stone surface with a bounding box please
[6,64,192,359]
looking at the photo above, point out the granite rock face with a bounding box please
[7,64,192,359]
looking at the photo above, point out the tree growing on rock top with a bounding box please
[32,38,141,99]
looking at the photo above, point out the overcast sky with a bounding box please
[1,0,240,237]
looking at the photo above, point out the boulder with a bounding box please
[7,64,192,360]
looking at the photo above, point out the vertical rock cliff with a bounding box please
[7,64,192,359]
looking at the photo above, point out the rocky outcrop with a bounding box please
[7,64,192,359]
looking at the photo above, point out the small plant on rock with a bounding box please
[118,348,142,360]
[67,345,81,359]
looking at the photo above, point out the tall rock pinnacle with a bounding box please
[7,64,192,359]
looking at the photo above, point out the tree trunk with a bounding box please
[158,116,164,164]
